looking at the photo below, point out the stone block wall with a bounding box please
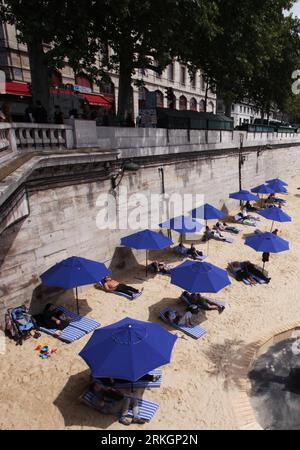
[0,144,300,325]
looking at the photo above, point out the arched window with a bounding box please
[190,97,197,111]
[50,69,62,87]
[75,74,92,90]
[138,86,148,111]
[179,95,187,111]
[199,99,205,112]
[155,90,164,108]
[208,101,215,113]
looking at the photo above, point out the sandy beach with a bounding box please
[1,175,299,430]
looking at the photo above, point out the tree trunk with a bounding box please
[204,83,209,112]
[27,39,50,120]
[117,52,133,126]
[224,100,232,118]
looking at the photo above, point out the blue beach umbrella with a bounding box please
[79,317,177,381]
[41,256,111,313]
[258,208,291,231]
[266,178,288,187]
[245,232,289,272]
[170,260,231,293]
[251,184,274,195]
[267,180,288,194]
[191,203,225,223]
[229,190,259,202]
[159,215,203,234]
[121,229,173,275]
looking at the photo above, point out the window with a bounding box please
[190,97,197,111]
[179,95,187,110]
[190,74,196,89]
[180,66,186,85]
[155,90,164,108]
[199,99,205,112]
[200,75,205,91]
[75,74,92,91]
[138,86,148,111]
[51,69,62,87]
[232,104,235,111]
[168,63,174,81]
[208,101,214,113]
[240,106,242,113]
[244,107,246,113]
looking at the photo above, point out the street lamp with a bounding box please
[111,160,140,190]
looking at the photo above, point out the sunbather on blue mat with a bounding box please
[35,303,72,337]
[88,383,146,426]
[101,276,143,300]
[166,305,199,328]
[182,292,225,314]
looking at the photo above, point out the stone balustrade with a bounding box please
[12,122,74,151]
[0,123,12,153]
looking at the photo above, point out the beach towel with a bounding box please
[213,226,240,235]
[96,282,142,300]
[38,324,86,343]
[80,389,159,422]
[94,369,163,390]
[160,307,207,340]
[227,263,251,286]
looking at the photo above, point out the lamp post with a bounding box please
[239,133,245,208]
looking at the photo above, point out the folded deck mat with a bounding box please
[180,293,225,308]
[38,324,86,343]
[97,283,142,300]
[94,369,163,390]
[56,306,101,333]
[81,390,159,422]
[160,307,207,340]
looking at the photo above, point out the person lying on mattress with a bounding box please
[39,303,71,336]
[243,261,271,284]
[148,261,172,274]
[183,292,225,314]
[89,383,146,426]
[174,242,188,255]
[166,305,199,327]
[101,276,143,299]
[245,201,259,212]
[187,243,204,259]
[229,261,257,285]
[215,222,239,234]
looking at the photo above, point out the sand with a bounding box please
[0,176,299,430]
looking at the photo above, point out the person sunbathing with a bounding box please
[89,383,146,425]
[187,243,204,259]
[229,262,257,285]
[215,222,239,234]
[242,261,271,283]
[183,292,225,314]
[101,276,143,299]
[166,306,199,327]
[148,261,171,274]
[40,303,71,336]
[245,201,258,212]
[174,242,188,255]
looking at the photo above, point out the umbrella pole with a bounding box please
[270,220,274,232]
[206,220,209,256]
[146,250,148,277]
[76,287,79,315]
[262,261,266,275]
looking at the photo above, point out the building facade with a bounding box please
[0,21,216,122]
[216,98,277,128]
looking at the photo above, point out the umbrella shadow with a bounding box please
[30,284,93,316]
[53,369,116,429]
[242,231,258,239]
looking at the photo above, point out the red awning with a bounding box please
[5,81,31,97]
[79,92,113,107]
